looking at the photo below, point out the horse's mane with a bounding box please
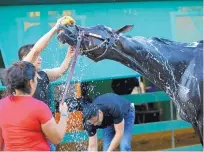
[130,36,203,47]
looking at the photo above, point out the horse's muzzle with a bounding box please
[56,24,78,46]
[57,31,77,46]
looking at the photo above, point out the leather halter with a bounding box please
[79,30,110,59]
[61,29,120,102]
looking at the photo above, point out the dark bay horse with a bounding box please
[57,23,203,145]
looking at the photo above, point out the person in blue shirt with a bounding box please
[83,93,135,151]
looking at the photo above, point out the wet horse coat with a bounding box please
[57,24,203,145]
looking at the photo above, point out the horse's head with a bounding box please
[57,20,133,61]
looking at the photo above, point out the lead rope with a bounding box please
[61,31,83,103]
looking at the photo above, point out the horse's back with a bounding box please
[151,37,203,48]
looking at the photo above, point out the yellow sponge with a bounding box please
[60,16,75,26]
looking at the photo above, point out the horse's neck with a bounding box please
[116,36,194,94]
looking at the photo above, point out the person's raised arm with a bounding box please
[23,25,57,63]
[43,46,75,81]
[23,16,74,64]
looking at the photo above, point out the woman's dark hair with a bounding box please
[18,44,34,60]
[3,61,36,95]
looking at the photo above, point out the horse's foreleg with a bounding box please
[197,98,203,146]
[192,105,203,146]
[198,80,203,146]
[197,111,203,146]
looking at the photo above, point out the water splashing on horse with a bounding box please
[57,23,203,145]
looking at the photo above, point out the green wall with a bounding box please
[0,1,202,120]
[0,0,202,82]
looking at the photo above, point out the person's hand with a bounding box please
[59,102,68,115]
[53,16,66,31]
[68,46,75,58]
[54,16,75,30]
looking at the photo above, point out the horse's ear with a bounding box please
[115,25,134,34]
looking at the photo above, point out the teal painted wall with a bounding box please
[0,1,202,121]
[0,1,202,82]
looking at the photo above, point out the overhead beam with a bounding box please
[0,0,197,6]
